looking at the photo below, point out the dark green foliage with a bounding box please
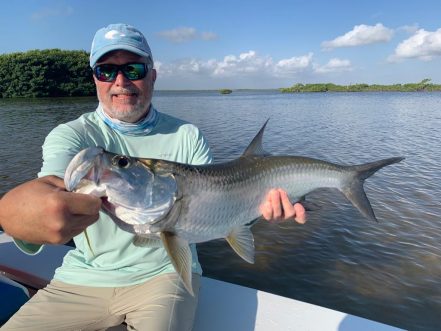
[280,79,441,93]
[0,49,95,98]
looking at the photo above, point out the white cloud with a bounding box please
[156,50,315,79]
[389,28,441,62]
[213,51,273,77]
[274,53,314,75]
[157,27,218,43]
[322,23,394,50]
[314,58,353,73]
[157,50,346,80]
[31,5,73,20]
[155,51,359,89]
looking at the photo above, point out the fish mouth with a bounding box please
[65,147,104,192]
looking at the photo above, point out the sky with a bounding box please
[1,0,441,89]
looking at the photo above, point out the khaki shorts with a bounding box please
[2,273,200,331]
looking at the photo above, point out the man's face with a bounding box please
[94,50,157,123]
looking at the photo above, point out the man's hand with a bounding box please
[259,188,306,224]
[0,176,101,245]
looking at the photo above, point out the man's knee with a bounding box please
[124,273,200,331]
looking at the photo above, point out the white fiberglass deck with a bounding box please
[0,234,403,331]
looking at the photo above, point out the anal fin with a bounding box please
[226,226,255,264]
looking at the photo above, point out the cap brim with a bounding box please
[90,45,152,67]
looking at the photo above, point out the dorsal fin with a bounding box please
[242,119,270,157]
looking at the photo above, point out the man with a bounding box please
[0,24,305,330]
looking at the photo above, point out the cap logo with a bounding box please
[105,30,126,39]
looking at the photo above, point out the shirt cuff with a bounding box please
[13,239,44,255]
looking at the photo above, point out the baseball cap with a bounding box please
[89,23,153,67]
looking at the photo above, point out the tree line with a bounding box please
[0,49,95,98]
[280,79,441,93]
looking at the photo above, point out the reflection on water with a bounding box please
[1,91,441,330]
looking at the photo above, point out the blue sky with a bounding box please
[1,0,441,89]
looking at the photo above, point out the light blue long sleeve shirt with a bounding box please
[15,107,212,287]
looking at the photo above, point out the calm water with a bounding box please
[1,91,440,330]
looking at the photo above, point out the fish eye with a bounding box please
[112,155,131,168]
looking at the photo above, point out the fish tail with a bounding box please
[341,157,404,222]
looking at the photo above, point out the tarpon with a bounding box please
[64,121,404,294]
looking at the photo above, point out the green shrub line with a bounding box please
[280,79,441,93]
[0,49,95,98]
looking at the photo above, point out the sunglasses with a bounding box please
[93,63,149,82]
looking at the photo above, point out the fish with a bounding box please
[64,120,404,295]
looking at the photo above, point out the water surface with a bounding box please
[1,91,440,330]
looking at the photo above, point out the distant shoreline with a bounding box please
[279,79,441,93]
[154,88,440,92]
[155,80,441,93]
[2,89,441,100]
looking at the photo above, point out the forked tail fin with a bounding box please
[341,157,404,222]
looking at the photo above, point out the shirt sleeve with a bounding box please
[190,126,213,165]
[14,123,85,255]
[38,123,86,178]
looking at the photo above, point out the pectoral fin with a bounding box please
[226,226,255,264]
[160,232,194,296]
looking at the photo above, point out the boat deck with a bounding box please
[0,233,403,330]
